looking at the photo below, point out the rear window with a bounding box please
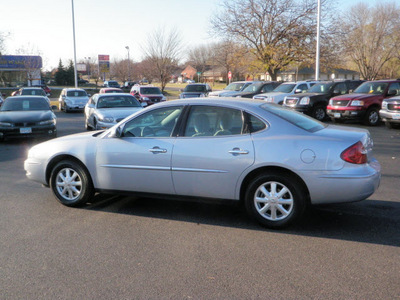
[140,87,162,95]
[261,103,326,132]
[67,90,87,97]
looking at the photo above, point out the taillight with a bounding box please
[341,141,367,164]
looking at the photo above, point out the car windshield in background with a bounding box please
[67,91,87,97]
[1,97,49,111]
[243,83,263,92]
[21,89,46,96]
[226,82,247,91]
[308,83,334,93]
[353,82,388,95]
[141,87,162,94]
[261,103,326,132]
[273,84,296,93]
[97,96,141,108]
[184,85,207,92]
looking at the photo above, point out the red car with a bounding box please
[327,79,400,126]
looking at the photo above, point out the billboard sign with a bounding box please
[98,54,110,73]
[0,55,42,69]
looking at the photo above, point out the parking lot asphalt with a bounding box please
[0,110,399,299]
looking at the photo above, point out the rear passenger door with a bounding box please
[172,105,255,200]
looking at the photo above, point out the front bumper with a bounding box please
[379,110,400,124]
[327,107,366,121]
[0,125,56,140]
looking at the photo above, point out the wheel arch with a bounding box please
[239,166,311,204]
[45,154,93,187]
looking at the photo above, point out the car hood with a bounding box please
[331,93,384,101]
[0,110,54,122]
[97,107,142,119]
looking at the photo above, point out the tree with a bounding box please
[338,2,400,80]
[142,27,183,92]
[211,0,321,80]
[55,59,66,85]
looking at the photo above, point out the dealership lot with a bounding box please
[1,110,399,299]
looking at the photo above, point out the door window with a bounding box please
[184,106,244,137]
[122,106,183,137]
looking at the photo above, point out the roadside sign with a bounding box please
[228,71,232,79]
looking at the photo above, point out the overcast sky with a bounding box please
[1,0,380,71]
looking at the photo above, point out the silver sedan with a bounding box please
[24,98,381,228]
[84,93,143,130]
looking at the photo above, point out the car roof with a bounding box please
[64,88,86,91]
[97,93,134,97]
[153,97,266,110]
[7,95,48,100]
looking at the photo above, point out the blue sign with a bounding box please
[0,55,42,69]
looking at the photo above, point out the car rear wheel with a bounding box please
[245,173,306,228]
[363,107,379,126]
[50,160,94,207]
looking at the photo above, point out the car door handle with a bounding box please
[228,148,249,155]
[149,147,167,154]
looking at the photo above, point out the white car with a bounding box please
[209,81,253,97]
[253,81,317,104]
[59,88,90,112]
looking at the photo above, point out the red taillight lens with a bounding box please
[341,141,367,164]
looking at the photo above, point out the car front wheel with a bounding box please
[245,173,306,228]
[312,105,326,121]
[363,107,379,126]
[50,160,94,207]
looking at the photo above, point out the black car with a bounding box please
[179,83,212,98]
[233,81,281,98]
[0,96,57,141]
[283,80,364,121]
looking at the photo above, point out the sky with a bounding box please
[1,0,381,71]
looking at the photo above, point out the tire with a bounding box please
[363,107,379,126]
[50,160,94,207]
[312,105,326,121]
[245,173,307,228]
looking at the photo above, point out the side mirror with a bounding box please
[333,89,340,95]
[294,89,302,94]
[387,89,397,97]
[110,125,123,138]
[141,102,148,107]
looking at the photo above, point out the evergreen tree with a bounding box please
[55,59,66,85]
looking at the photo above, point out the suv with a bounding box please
[130,85,166,105]
[103,80,120,88]
[59,88,90,112]
[283,80,364,121]
[327,80,400,126]
[253,81,317,104]
[234,81,281,98]
[217,81,253,97]
[179,83,212,98]
[380,96,400,129]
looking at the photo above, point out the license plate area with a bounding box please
[334,113,341,118]
[20,127,32,134]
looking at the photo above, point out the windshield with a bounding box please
[273,84,296,93]
[1,97,49,111]
[353,82,388,95]
[140,87,162,95]
[225,82,247,91]
[308,82,334,93]
[67,90,87,97]
[21,89,46,96]
[184,85,207,92]
[97,95,141,108]
[243,83,263,92]
[261,103,326,132]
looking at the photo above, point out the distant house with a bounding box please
[180,65,197,81]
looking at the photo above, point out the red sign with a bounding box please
[98,54,110,61]
[228,71,232,79]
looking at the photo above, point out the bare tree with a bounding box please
[211,0,320,81]
[187,44,213,76]
[142,27,183,92]
[339,2,400,80]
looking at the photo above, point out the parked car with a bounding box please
[99,88,124,94]
[179,83,212,98]
[130,85,166,106]
[59,88,90,112]
[12,87,50,104]
[283,80,364,121]
[327,80,400,126]
[123,81,138,89]
[33,84,51,95]
[78,79,89,85]
[24,98,381,229]
[253,81,317,104]
[84,93,143,130]
[234,81,281,98]
[0,96,56,141]
[209,81,252,97]
[103,80,120,88]
[379,96,400,129]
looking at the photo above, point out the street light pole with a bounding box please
[71,0,78,88]
[315,0,321,81]
[125,46,131,81]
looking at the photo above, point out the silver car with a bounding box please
[59,88,89,112]
[84,93,143,130]
[24,98,381,228]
